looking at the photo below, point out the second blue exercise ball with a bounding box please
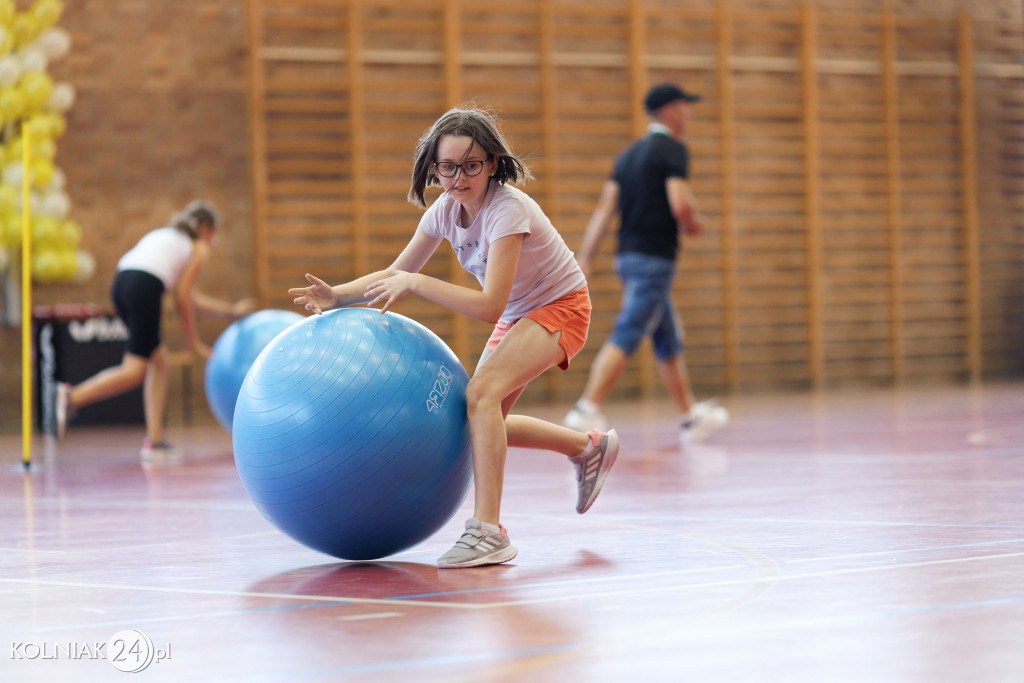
[232,308,473,561]
[204,309,304,431]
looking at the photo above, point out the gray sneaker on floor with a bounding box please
[570,428,619,514]
[437,518,518,569]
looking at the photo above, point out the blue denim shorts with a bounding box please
[607,252,684,361]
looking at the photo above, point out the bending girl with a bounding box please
[290,108,619,568]
[52,200,254,460]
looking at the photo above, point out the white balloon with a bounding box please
[45,166,65,192]
[17,47,48,74]
[39,191,69,219]
[72,250,95,282]
[48,82,75,112]
[0,56,20,87]
[37,28,71,62]
[2,161,23,187]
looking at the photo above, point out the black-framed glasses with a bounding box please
[433,160,487,178]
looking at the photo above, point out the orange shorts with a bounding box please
[486,287,591,371]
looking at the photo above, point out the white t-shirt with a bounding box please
[117,226,195,289]
[418,181,586,323]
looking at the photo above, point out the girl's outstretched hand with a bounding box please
[365,270,417,314]
[289,273,335,315]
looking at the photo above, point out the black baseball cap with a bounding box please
[644,83,701,112]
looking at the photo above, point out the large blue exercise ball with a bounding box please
[231,308,473,561]
[204,309,305,431]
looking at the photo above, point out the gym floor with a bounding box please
[2,381,1022,682]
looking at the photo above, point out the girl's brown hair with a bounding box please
[408,107,533,208]
[172,200,219,239]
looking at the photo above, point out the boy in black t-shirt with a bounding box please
[564,83,729,446]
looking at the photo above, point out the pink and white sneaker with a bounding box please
[569,428,619,514]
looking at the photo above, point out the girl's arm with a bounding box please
[174,240,213,358]
[366,232,523,324]
[191,291,256,319]
[290,228,443,314]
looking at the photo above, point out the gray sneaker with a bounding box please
[570,428,619,514]
[437,518,518,569]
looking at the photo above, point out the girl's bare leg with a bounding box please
[143,346,168,444]
[68,353,149,408]
[467,320,590,525]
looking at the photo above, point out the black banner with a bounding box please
[35,310,145,431]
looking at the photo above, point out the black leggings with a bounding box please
[111,270,165,359]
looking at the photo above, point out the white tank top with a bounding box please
[117,226,195,289]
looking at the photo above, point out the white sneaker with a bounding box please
[563,399,609,432]
[54,382,72,440]
[140,440,183,462]
[681,400,729,445]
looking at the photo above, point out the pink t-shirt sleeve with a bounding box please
[412,183,585,322]
[482,194,531,243]
[417,199,444,239]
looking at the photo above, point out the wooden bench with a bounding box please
[165,350,197,424]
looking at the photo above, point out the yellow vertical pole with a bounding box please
[21,118,33,468]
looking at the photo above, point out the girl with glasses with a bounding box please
[290,107,619,568]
